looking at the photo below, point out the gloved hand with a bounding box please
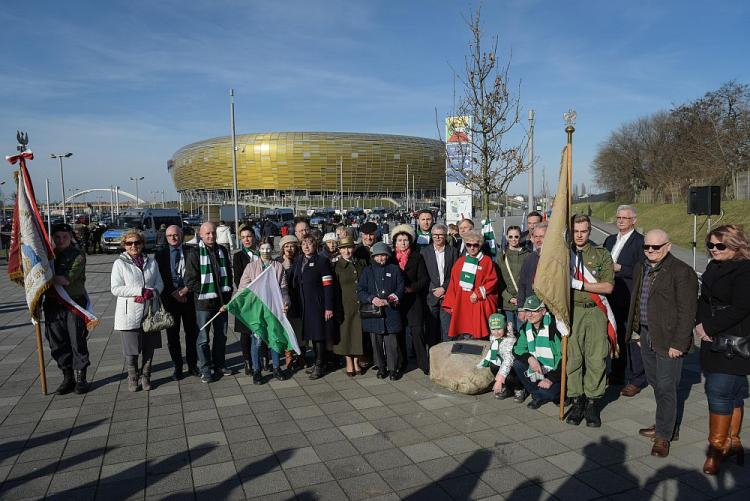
[570,277,584,290]
[141,288,154,300]
[134,295,146,304]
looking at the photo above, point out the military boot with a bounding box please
[584,398,602,428]
[74,369,90,394]
[565,395,587,426]
[56,369,76,395]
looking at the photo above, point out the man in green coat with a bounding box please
[566,214,614,428]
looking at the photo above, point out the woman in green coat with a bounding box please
[498,225,530,333]
[333,236,366,376]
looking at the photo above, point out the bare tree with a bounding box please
[445,7,527,219]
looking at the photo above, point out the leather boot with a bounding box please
[56,369,75,395]
[285,351,293,370]
[141,360,152,391]
[244,361,252,376]
[584,398,602,428]
[729,406,745,466]
[74,369,90,394]
[127,368,139,392]
[703,412,732,475]
[565,396,586,426]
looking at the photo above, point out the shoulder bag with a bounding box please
[708,302,750,360]
[142,295,175,333]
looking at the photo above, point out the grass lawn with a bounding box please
[573,200,750,247]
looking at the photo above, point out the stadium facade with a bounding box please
[168,132,445,202]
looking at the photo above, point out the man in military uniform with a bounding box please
[88,221,101,254]
[566,214,614,427]
[73,221,89,254]
[44,224,91,394]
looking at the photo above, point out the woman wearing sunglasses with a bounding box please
[443,229,500,340]
[695,224,750,474]
[111,229,164,392]
[498,225,529,334]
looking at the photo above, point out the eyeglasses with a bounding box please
[616,216,634,220]
[465,243,481,248]
[643,242,669,251]
[707,242,728,251]
[431,233,446,238]
[124,241,142,247]
[166,234,180,238]
[507,235,520,239]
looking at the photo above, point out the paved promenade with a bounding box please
[0,254,747,500]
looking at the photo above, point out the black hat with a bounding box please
[50,223,73,235]
[360,221,378,234]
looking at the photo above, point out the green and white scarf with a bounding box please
[459,252,483,291]
[522,313,558,372]
[416,229,431,246]
[481,219,497,256]
[244,246,259,261]
[198,241,232,300]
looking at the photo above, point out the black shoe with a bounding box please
[566,396,587,426]
[308,368,324,380]
[389,371,402,381]
[584,398,602,428]
[252,371,263,385]
[512,389,529,403]
[495,387,514,400]
[74,369,89,394]
[244,361,252,376]
[172,369,183,381]
[56,369,75,395]
[221,367,233,377]
[376,370,389,380]
[273,368,287,381]
[527,398,550,410]
[188,366,201,377]
[200,373,213,384]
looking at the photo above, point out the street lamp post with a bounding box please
[50,152,73,224]
[130,176,144,207]
[528,109,535,212]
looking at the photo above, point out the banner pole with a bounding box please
[34,315,48,395]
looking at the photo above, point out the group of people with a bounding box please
[41,205,748,477]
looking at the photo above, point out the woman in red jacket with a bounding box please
[443,230,500,339]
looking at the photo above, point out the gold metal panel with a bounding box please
[168,132,445,194]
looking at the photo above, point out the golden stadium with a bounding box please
[168,132,445,198]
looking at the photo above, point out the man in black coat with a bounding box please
[232,227,259,375]
[603,205,646,393]
[155,225,198,380]
[422,223,458,344]
[517,223,546,324]
[184,222,233,382]
[626,229,698,458]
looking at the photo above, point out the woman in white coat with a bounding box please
[111,229,164,391]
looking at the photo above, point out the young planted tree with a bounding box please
[446,7,528,219]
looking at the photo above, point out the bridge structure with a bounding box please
[63,188,143,205]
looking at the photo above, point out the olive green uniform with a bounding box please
[567,243,614,399]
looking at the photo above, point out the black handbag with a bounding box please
[708,302,750,359]
[359,303,384,319]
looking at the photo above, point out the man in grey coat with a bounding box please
[422,223,459,343]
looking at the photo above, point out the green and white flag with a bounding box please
[226,266,301,355]
[481,219,497,256]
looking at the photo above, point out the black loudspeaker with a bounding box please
[688,186,721,215]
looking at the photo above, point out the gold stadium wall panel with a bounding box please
[168,132,445,193]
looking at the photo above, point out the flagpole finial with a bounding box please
[564,110,576,143]
[16,131,29,153]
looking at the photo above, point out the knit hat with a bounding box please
[339,236,355,248]
[322,232,338,243]
[370,242,391,257]
[278,235,299,248]
[488,313,507,330]
[390,223,415,243]
[519,294,545,311]
[51,223,74,235]
[360,221,378,234]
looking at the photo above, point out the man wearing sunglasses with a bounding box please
[603,205,646,393]
[625,229,697,458]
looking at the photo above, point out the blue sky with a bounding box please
[1,0,748,203]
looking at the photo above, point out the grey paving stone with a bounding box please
[192,460,237,487]
[417,456,471,481]
[185,416,224,435]
[326,455,375,479]
[313,439,359,461]
[327,410,367,426]
[283,462,334,489]
[288,404,324,420]
[229,439,273,460]
[190,444,234,467]
[145,468,194,496]
[339,421,379,439]
[401,441,448,463]
[261,420,301,437]
[338,472,393,500]
[267,433,310,452]
[47,465,100,493]
[438,472,497,500]
[146,452,191,474]
[240,470,292,498]
[187,431,228,449]
[103,443,147,465]
[184,408,219,423]
[380,463,432,491]
[541,475,602,501]
[100,459,146,484]
[195,476,246,500]
[276,445,320,469]
[365,447,413,471]
[576,465,640,496]
[146,437,188,458]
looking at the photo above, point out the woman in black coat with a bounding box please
[695,224,750,474]
[390,224,430,374]
[357,242,405,380]
[291,235,335,379]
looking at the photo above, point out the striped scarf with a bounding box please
[459,252,483,291]
[478,334,515,368]
[522,313,557,372]
[198,241,231,300]
[244,246,259,261]
[481,219,497,256]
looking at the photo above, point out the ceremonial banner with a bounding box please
[6,150,54,319]
[226,266,301,355]
[533,147,571,336]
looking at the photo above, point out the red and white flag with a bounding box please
[7,150,99,329]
